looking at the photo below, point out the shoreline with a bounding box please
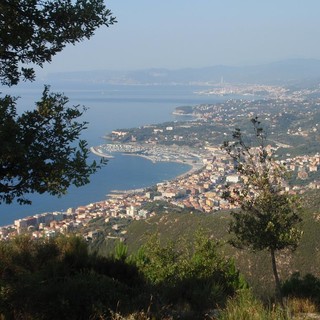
[93,146,204,197]
[121,152,157,163]
[121,154,203,182]
[1,146,202,229]
[90,146,114,158]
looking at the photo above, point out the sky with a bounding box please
[40,0,320,74]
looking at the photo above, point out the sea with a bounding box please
[0,83,228,226]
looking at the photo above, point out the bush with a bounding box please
[0,233,249,319]
[0,235,149,319]
[282,272,320,307]
[134,231,247,317]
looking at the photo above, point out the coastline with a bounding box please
[92,146,203,196]
[172,159,204,180]
[121,153,203,181]
[121,152,157,163]
[90,146,114,158]
[0,84,218,229]
[1,146,197,228]
[0,150,195,229]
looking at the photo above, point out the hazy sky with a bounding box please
[41,0,320,74]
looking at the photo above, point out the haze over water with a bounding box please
[0,84,225,226]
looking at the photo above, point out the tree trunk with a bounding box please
[270,248,283,306]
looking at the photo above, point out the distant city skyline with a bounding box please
[38,1,320,75]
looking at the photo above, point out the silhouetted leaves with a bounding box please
[0,0,116,86]
[0,87,107,205]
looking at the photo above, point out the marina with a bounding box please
[0,84,220,226]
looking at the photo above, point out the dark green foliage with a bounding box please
[282,272,320,306]
[0,0,116,86]
[0,233,247,319]
[0,0,114,205]
[134,231,246,316]
[0,235,148,319]
[0,86,106,205]
[229,192,302,252]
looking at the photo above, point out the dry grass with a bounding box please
[217,290,291,320]
[287,297,317,314]
[109,310,152,320]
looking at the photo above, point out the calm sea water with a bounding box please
[0,84,224,226]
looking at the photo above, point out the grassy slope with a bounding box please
[119,190,320,298]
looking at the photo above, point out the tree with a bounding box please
[222,117,303,303]
[0,0,116,86]
[0,0,116,204]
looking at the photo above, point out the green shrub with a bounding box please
[134,231,247,317]
[0,235,149,319]
[282,272,320,306]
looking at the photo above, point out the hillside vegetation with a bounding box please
[1,188,320,319]
[91,189,320,298]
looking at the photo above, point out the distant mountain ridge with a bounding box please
[45,59,320,86]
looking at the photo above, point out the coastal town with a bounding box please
[1,142,320,241]
[2,82,320,241]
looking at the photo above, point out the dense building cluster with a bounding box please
[1,144,319,241]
